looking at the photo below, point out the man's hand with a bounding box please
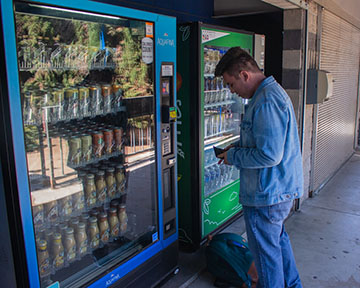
[217,151,229,165]
[223,144,234,152]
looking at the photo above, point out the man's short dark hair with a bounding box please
[215,47,261,77]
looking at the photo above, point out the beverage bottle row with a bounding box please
[204,76,234,105]
[32,159,127,230]
[22,83,123,125]
[204,109,235,138]
[204,165,235,197]
[35,199,129,280]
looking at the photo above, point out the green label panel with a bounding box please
[202,180,242,237]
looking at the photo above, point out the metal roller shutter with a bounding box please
[313,9,360,192]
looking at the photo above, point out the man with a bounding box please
[215,47,303,288]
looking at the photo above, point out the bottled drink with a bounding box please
[106,168,116,200]
[88,216,100,250]
[59,195,72,221]
[204,114,209,138]
[37,240,51,278]
[72,190,85,216]
[64,227,76,265]
[95,170,107,205]
[204,168,210,197]
[108,207,120,240]
[115,164,126,197]
[209,167,216,193]
[98,212,110,246]
[118,204,128,234]
[75,222,88,258]
[219,165,227,188]
[204,149,209,165]
[51,233,65,271]
[44,200,59,226]
[213,166,221,191]
[32,204,44,228]
[85,174,97,209]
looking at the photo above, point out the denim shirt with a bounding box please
[227,76,303,206]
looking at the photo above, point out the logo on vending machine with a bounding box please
[157,32,175,47]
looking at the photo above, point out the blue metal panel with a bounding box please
[0,1,40,287]
[1,0,177,287]
[26,0,159,22]
[154,13,178,248]
[88,240,163,287]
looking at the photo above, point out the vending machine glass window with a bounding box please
[14,2,158,287]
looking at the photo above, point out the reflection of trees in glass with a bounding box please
[15,13,153,151]
[16,14,153,97]
[16,15,90,91]
[24,125,40,152]
[112,27,152,98]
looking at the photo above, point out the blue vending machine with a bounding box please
[0,1,178,287]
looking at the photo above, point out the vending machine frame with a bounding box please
[0,0,178,287]
[177,22,254,251]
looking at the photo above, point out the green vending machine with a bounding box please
[177,22,254,251]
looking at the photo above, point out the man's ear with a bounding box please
[240,70,250,81]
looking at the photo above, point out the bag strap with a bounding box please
[213,233,249,249]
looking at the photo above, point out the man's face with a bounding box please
[223,71,251,99]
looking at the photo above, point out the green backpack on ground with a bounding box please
[205,233,256,288]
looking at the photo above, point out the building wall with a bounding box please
[282,8,311,202]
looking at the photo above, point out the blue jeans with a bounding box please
[243,201,302,288]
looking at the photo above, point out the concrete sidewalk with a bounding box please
[159,153,360,288]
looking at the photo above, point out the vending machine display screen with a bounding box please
[162,79,170,96]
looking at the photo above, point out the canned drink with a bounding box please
[81,134,92,162]
[102,84,112,114]
[92,131,104,158]
[65,88,79,120]
[103,129,114,155]
[68,135,81,165]
[89,86,102,116]
[78,87,90,118]
[113,127,123,152]
[112,84,122,111]
[52,88,65,121]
